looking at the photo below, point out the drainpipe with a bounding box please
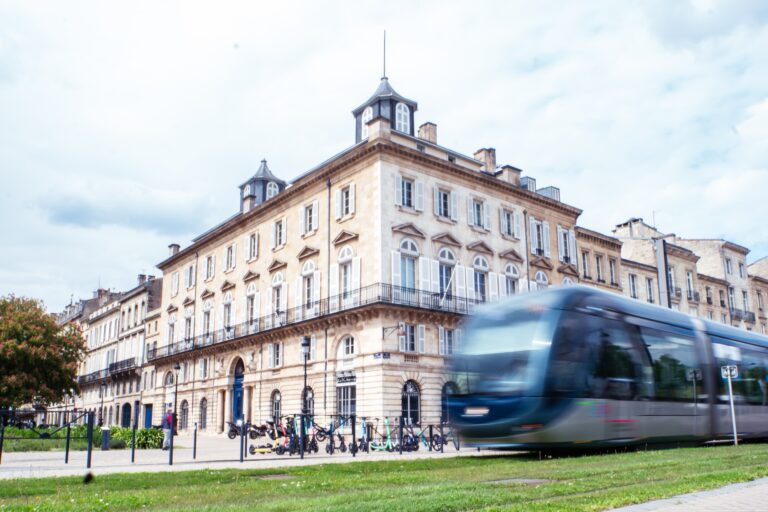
[325,178,332,420]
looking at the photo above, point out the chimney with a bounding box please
[474,148,496,173]
[498,165,521,187]
[137,274,147,286]
[417,122,437,144]
[168,243,180,256]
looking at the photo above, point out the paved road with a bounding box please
[613,477,768,512]
[0,432,473,479]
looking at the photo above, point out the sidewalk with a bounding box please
[613,477,768,512]
[0,433,476,479]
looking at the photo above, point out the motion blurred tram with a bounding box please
[448,286,768,449]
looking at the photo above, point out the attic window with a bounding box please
[416,143,425,152]
[395,103,410,133]
[266,182,279,199]
[361,106,373,139]
[447,155,456,163]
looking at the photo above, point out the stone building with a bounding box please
[141,76,582,433]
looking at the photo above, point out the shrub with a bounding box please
[109,438,127,449]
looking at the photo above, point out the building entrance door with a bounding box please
[232,359,245,422]
[144,404,153,428]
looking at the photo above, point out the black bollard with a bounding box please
[65,423,71,463]
[239,421,245,463]
[193,422,197,460]
[428,424,433,452]
[299,415,305,460]
[86,411,94,469]
[440,423,444,453]
[131,420,137,464]
[0,415,5,465]
[351,415,356,458]
[399,417,404,455]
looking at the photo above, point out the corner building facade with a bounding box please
[143,78,582,433]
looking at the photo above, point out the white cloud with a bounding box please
[1,0,767,310]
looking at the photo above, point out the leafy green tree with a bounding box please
[0,296,86,408]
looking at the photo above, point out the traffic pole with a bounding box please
[727,371,738,446]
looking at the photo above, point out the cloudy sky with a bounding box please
[1,0,767,312]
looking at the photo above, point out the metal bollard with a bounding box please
[101,427,110,451]
[131,420,137,464]
[399,417,404,455]
[440,423,444,453]
[299,415,305,460]
[428,425,433,452]
[351,415,356,458]
[193,422,198,460]
[239,421,245,463]
[64,423,71,463]
[86,411,94,469]
[0,415,5,465]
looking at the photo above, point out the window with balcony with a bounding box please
[473,256,489,302]
[438,248,455,297]
[557,226,576,264]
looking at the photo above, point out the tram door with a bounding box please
[589,319,645,442]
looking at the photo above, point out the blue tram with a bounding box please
[448,286,768,449]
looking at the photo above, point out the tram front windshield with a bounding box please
[452,303,559,396]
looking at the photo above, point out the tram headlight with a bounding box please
[463,406,489,417]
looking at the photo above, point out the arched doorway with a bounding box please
[232,359,245,423]
[401,380,420,426]
[121,403,132,428]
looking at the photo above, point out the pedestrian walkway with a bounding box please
[613,477,768,511]
[0,432,476,480]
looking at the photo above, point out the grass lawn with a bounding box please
[1,444,768,511]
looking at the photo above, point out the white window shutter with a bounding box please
[450,191,458,221]
[498,274,507,298]
[280,282,287,313]
[455,265,466,298]
[299,206,306,235]
[466,269,476,301]
[569,230,577,267]
[351,257,361,305]
[294,277,303,321]
[433,186,439,215]
[419,257,430,292]
[270,223,276,249]
[253,291,260,330]
[438,326,445,355]
[530,216,537,254]
[282,218,287,243]
[203,257,209,279]
[268,343,274,369]
[349,183,356,213]
[430,259,440,293]
[264,290,272,329]
[280,342,284,367]
[391,251,401,287]
[500,208,507,234]
[395,176,403,206]
[329,263,339,312]
[489,272,499,301]
[335,189,342,220]
[255,233,259,258]
[543,221,551,258]
[483,203,490,230]
[398,322,406,352]
[312,270,321,315]
[467,197,473,227]
[232,244,237,268]
[418,324,426,353]
[557,226,565,262]
[513,211,521,239]
[415,180,424,211]
[312,200,319,230]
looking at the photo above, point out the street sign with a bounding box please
[721,365,738,379]
[373,352,391,360]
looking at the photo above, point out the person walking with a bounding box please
[162,408,173,450]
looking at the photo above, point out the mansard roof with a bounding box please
[352,77,418,115]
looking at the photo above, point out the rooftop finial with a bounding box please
[382,30,387,80]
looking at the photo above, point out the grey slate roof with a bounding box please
[240,159,286,188]
[352,77,418,115]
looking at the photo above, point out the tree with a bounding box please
[0,296,86,408]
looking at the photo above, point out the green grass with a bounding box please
[1,444,768,511]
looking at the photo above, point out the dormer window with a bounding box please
[395,103,410,133]
[361,106,373,139]
[266,182,279,199]
[243,184,250,196]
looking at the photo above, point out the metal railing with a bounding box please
[148,283,483,362]
[731,308,745,321]
[108,357,136,375]
[687,290,700,302]
[745,311,756,323]
[77,369,108,386]
[669,287,682,299]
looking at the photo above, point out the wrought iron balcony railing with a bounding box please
[147,282,484,362]
[108,357,136,375]
[731,308,745,320]
[77,368,108,386]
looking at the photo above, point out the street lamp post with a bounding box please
[170,362,180,465]
[300,336,311,459]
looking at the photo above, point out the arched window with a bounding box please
[271,390,281,420]
[473,256,490,302]
[562,277,574,286]
[395,103,410,133]
[535,271,549,290]
[302,387,315,416]
[401,380,420,426]
[361,106,373,139]
[441,382,459,423]
[165,372,174,386]
[180,400,189,430]
[302,260,316,276]
[438,248,456,297]
[223,292,234,333]
[271,272,284,286]
[337,335,355,369]
[399,239,419,292]
[504,263,520,295]
[266,182,279,199]
[338,245,354,263]
[108,406,113,426]
[199,398,208,430]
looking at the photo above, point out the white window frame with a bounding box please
[361,106,373,139]
[395,102,410,133]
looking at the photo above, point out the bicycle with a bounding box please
[431,422,460,451]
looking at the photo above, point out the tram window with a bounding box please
[741,350,768,406]
[547,311,590,397]
[639,328,700,402]
[712,340,744,403]
[587,319,642,400]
